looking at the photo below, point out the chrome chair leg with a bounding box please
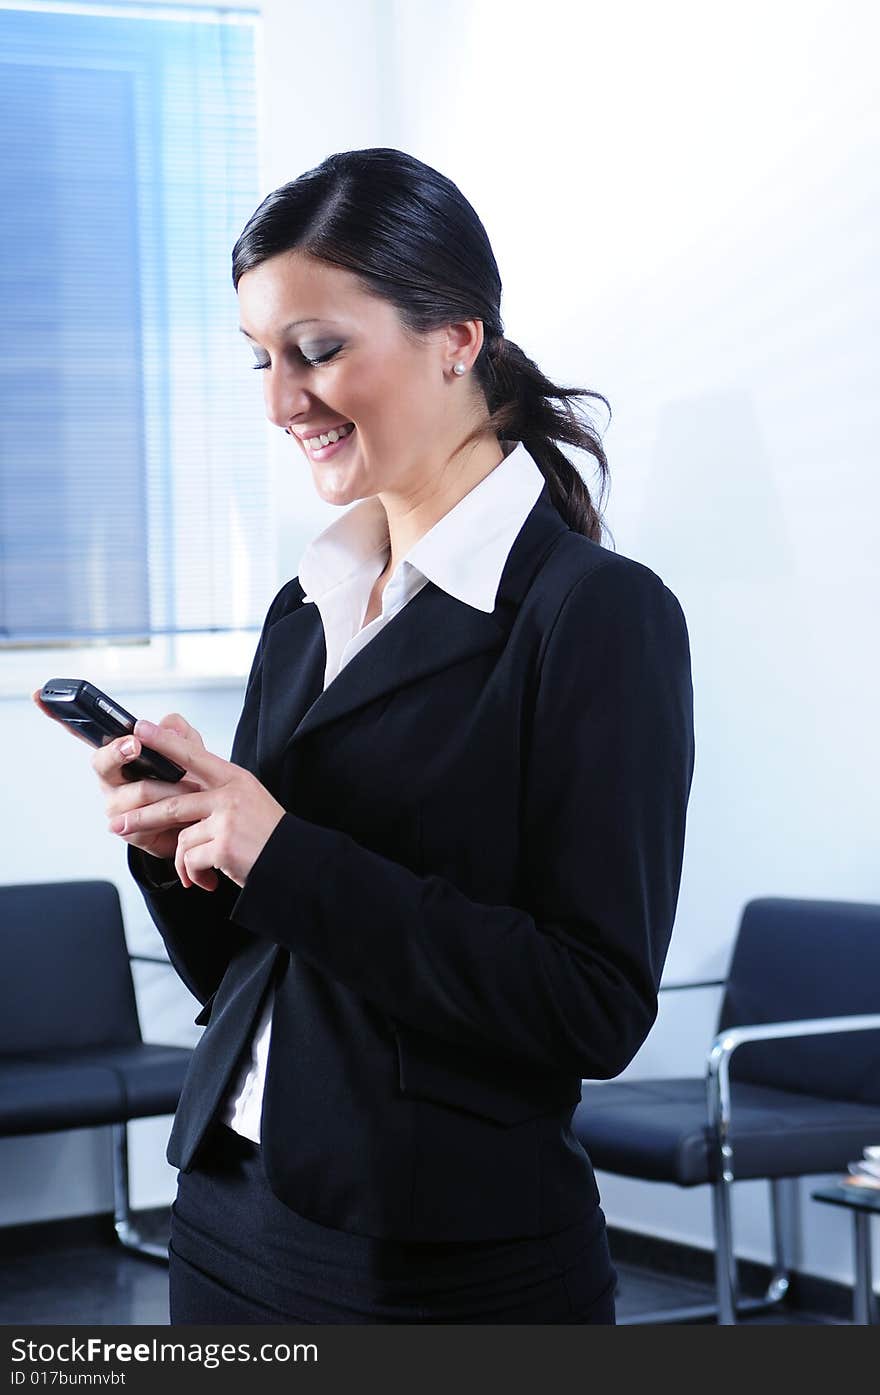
[765,1176,793,1305]
[710,1165,793,1321]
[616,1176,794,1325]
[712,1170,738,1323]
[111,1122,169,1263]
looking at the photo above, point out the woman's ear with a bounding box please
[443,318,484,372]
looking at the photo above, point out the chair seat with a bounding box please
[0,1045,192,1137]
[0,1061,125,1135]
[573,1077,880,1185]
[77,1043,193,1118]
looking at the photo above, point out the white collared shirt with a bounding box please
[220,439,546,1142]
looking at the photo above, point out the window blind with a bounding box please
[0,3,273,645]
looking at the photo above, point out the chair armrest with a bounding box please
[705,1013,880,1181]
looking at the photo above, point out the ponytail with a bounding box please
[460,331,613,546]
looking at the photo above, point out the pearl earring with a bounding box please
[452,362,467,376]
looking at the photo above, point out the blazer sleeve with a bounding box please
[126,577,298,1005]
[227,561,696,1079]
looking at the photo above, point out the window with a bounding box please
[0,1,274,687]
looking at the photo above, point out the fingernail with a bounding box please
[135,719,156,737]
[120,738,137,757]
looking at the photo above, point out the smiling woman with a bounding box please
[118,146,694,1327]
[230,147,612,550]
[234,243,506,524]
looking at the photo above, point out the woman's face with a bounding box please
[237,249,471,507]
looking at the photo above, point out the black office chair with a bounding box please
[573,897,880,1324]
[0,879,195,1262]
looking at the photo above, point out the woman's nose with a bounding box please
[262,364,310,431]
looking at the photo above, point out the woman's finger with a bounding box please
[131,719,228,787]
[92,713,205,786]
[104,774,203,820]
[91,733,142,782]
[175,822,220,892]
[158,712,206,748]
[108,789,213,837]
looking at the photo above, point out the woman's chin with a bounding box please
[311,463,368,505]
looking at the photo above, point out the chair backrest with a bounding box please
[716,897,880,1104]
[0,880,142,1055]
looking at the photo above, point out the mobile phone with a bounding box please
[39,679,186,783]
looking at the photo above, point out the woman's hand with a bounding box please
[97,712,217,867]
[104,718,286,892]
[31,689,206,869]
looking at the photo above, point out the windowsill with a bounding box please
[0,670,252,701]
[0,630,260,701]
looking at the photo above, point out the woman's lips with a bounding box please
[303,425,356,461]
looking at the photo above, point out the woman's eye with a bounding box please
[302,345,342,367]
[250,346,341,371]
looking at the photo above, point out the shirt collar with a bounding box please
[298,439,546,614]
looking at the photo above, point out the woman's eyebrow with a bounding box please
[238,318,339,340]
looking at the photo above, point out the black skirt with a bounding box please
[169,1121,618,1324]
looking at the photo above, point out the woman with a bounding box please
[87,148,695,1323]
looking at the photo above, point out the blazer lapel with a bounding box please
[257,481,569,781]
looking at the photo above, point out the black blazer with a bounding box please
[129,480,695,1242]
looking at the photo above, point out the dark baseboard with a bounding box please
[606,1223,856,1322]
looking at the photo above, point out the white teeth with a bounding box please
[306,423,354,450]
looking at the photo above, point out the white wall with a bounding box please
[2,0,877,1300]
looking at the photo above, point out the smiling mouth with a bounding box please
[302,423,356,459]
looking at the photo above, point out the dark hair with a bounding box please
[232,148,613,545]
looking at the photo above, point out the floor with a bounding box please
[0,1210,848,1325]
[612,1263,844,1325]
